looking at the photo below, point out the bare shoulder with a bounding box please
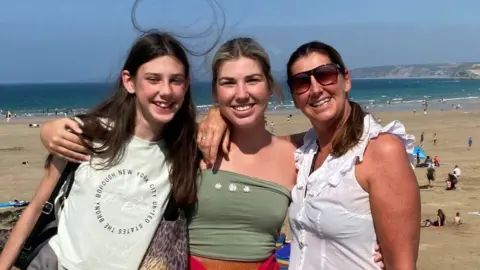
[271,136,299,154]
[364,133,407,164]
[276,132,305,148]
[270,136,298,171]
[269,136,298,189]
[361,132,416,188]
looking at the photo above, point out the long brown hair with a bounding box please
[47,31,200,206]
[286,41,366,157]
[437,209,446,224]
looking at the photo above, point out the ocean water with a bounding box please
[1,79,479,117]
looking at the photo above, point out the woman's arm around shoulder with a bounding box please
[40,118,90,163]
[197,107,308,163]
[0,157,67,270]
[363,133,420,270]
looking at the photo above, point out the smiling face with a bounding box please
[123,55,188,129]
[289,52,351,125]
[214,57,270,129]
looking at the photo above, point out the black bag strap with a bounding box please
[60,162,80,204]
[21,162,79,250]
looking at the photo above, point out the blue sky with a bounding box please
[1,0,480,83]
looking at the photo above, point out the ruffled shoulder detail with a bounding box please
[293,115,415,192]
[349,114,416,169]
[294,128,317,170]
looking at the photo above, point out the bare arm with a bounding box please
[365,134,420,270]
[40,118,90,163]
[196,107,230,165]
[0,157,67,270]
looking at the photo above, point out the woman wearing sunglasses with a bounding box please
[198,41,420,269]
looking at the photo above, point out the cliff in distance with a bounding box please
[350,62,480,79]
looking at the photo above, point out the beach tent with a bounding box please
[413,146,426,159]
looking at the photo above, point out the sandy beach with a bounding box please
[1,108,479,269]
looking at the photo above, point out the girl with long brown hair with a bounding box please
[0,31,200,270]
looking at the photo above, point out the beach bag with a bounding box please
[446,180,452,189]
[14,162,79,270]
[447,173,458,186]
[138,195,189,270]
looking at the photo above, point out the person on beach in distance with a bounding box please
[468,136,472,150]
[431,209,446,227]
[447,165,462,190]
[427,163,436,188]
[0,32,200,270]
[198,41,420,269]
[454,212,462,225]
[34,37,387,270]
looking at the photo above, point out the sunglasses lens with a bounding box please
[290,74,311,94]
[313,65,338,86]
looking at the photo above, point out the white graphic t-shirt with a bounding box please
[49,136,171,270]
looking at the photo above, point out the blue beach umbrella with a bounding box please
[413,146,426,159]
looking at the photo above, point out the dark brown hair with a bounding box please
[437,209,447,226]
[286,41,366,157]
[46,31,200,206]
[211,37,283,103]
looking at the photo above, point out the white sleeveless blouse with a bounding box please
[288,114,415,270]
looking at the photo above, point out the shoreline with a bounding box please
[3,96,480,121]
[3,96,479,119]
[2,105,480,126]
[2,79,480,118]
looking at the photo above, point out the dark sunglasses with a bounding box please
[288,63,344,95]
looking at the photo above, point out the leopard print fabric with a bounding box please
[139,217,189,270]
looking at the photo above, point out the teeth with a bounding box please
[311,98,331,107]
[156,102,171,108]
[233,105,253,111]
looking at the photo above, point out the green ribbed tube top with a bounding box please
[188,170,291,261]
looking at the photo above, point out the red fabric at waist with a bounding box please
[190,254,280,270]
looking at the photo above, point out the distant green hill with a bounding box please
[350,62,480,79]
